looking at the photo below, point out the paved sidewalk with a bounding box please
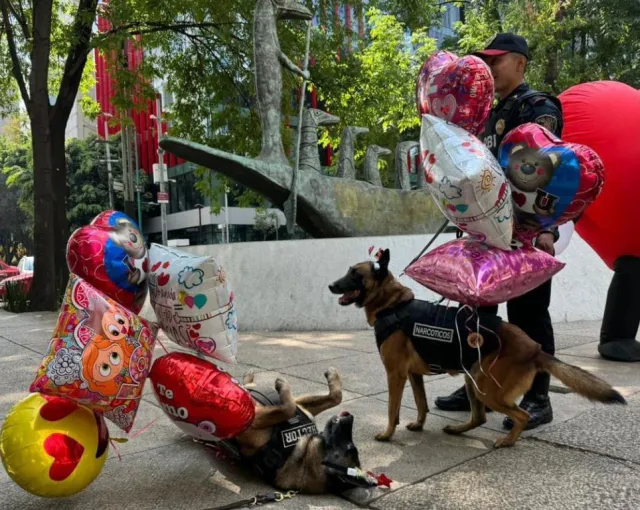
[1,309,639,509]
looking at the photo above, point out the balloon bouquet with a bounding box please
[0,211,254,499]
[407,50,605,309]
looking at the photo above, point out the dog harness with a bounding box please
[218,387,318,484]
[374,300,503,374]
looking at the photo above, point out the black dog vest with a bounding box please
[218,387,318,484]
[374,300,503,373]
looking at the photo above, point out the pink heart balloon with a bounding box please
[416,51,494,136]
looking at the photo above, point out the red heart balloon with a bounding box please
[498,123,604,243]
[66,211,149,313]
[149,353,255,441]
[560,81,640,269]
[416,51,494,136]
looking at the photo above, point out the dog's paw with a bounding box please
[406,421,424,432]
[243,370,256,385]
[375,431,392,442]
[442,424,463,435]
[324,367,340,381]
[493,437,516,449]
[275,377,289,393]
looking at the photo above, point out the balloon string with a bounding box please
[156,335,170,355]
[109,439,123,462]
[464,310,502,388]
[129,416,161,440]
[456,305,484,395]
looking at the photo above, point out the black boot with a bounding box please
[435,385,493,412]
[503,372,553,430]
[598,256,640,362]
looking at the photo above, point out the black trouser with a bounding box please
[478,278,555,397]
[601,256,640,344]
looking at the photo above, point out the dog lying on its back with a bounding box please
[216,368,373,494]
[329,249,626,448]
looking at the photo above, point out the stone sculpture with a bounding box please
[254,0,313,165]
[337,126,369,179]
[159,0,444,238]
[395,142,419,190]
[296,109,340,173]
[363,145,391,187]
[161,137,443,238]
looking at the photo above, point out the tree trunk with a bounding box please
[29,110,58,311]
[50,123,69,295]
[27,0,58,311]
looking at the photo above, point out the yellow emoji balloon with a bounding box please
[0,393,109,498]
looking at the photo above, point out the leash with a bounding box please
[204,491,297,510]
[400,218,449,276]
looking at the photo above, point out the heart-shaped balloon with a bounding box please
[559,81,640,269]
[416,50,494,136]
[497,123,605,243]
[66,211,149,313]
[149,353,255,441]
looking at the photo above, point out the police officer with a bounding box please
[435,33,564,431]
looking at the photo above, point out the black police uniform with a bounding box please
[481,82,563,397]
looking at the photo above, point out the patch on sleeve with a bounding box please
[535,114,558,133]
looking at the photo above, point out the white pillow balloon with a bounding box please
[420,114,514,250]
[148,244,238,364]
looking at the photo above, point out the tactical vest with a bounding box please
[374,300,503,373]
[482,89,561,156]
[218,387,318,484]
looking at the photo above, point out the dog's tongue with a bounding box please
[340,411,351,417]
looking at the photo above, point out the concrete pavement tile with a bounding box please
[0,327,55,355]
[0,356,41,421]
[552,320,601,334]
[235,336,360,371]
[281,353,394,396]
[558,341,603,359]
[373,368,636,440]
[142,367,363,410]
[260,330,379,354]
[311,396,500,506]
[371,440,640,510]
[105,400,190,460]
[0,440,357,510]
[554,333,598,351]
[534,393,640,463]
[0,337,43,362]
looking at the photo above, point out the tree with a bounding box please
[312,8,437,185]
[0,118,30,251]
[0,0,449,308]
[453,0,640,94]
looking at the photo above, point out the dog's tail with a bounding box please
[537,351,626,404]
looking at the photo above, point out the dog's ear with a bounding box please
[374,249,390,280]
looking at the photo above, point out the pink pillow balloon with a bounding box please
[405,238,565,306]
[416,50,494,136]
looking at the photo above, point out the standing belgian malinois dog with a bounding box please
[329,249,626,448]
[217,368,375,494]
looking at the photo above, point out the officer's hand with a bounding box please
[536,232,555,256]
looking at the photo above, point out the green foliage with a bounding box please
[313,7,437,185]
[453,0,640,93]
[4,279,30,313]
[2,129,155,234]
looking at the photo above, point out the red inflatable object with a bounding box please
[66,211,149,313]
[416,50,494,136]
[149,353,255,441]
[559,81,640,269]
[497,123,604,242]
